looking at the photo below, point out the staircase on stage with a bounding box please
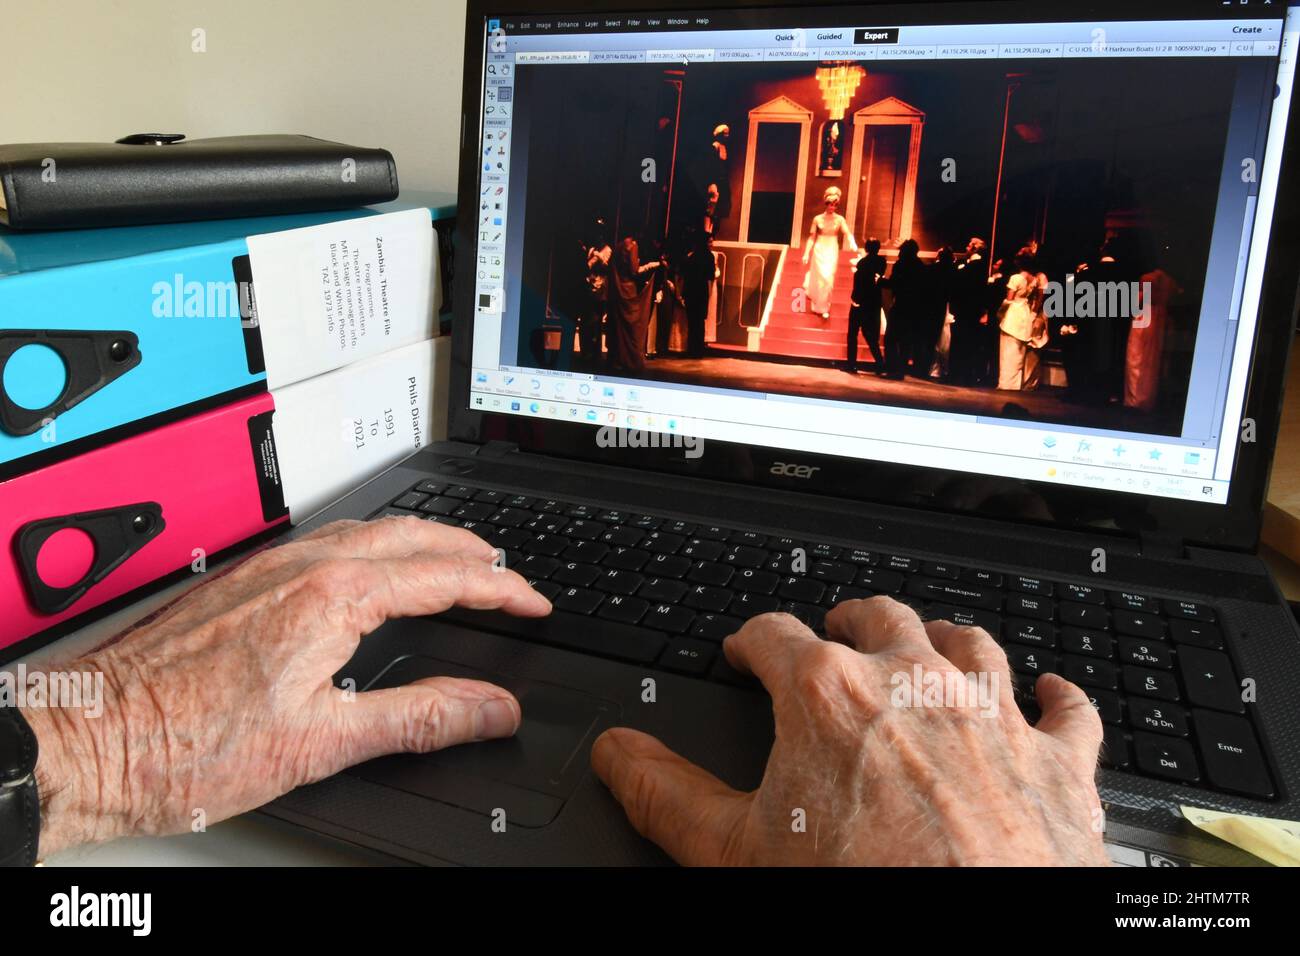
[710,243,883,365]
[757,247,867,363]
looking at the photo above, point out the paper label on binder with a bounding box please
[270,338,440,522]
[247,208,437,390]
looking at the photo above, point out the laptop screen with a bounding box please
[467,2,1296,507]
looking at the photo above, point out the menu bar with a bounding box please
[510,40,1281,64]
[488,7,1286,37]
[486,17,1283,55]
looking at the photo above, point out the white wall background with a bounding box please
[5,0,469,194]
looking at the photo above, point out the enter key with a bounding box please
[1191,710,1275,799]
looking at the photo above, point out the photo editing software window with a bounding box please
[469,3,1299,505]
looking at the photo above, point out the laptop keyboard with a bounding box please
[373,479,1276,801]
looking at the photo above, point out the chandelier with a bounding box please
[815,62,865,120]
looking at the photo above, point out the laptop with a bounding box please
[263,0,1300,866]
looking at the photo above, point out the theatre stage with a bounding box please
[640,354,1177,436]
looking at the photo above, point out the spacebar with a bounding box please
[436,608,667,664]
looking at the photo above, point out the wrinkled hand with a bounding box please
[27,517,550,854]
[592,596,1107,866]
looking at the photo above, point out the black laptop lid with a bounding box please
[449,0,1300,552]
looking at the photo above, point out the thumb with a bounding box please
[334,676,521,767]
[1033,673,1103,776]
[591,727,749,865]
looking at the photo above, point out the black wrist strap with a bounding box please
[0,706,40,867]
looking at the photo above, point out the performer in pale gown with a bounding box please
[802,186,856,319]
[997,245,1050,390]
[1125,268,1181,412]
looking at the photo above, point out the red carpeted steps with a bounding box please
[756,248,877,363]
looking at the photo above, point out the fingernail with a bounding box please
[474,698,519,739]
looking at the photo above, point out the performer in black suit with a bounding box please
[608,237,662,373]
[706,124,732,226]
[682,229,717,357]
[1094,241,1139,404]
[947,238,989,386]
[920,246,957,378]
[1062,239,1137,405]
[845,237,887,374]
[578,217,613,370]
[882,239,927,380]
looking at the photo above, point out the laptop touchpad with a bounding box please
[345,655,619,828]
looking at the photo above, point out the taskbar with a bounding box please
[469,388,1231,505]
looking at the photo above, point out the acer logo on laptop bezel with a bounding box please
[770,461,821,479]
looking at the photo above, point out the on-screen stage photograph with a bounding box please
[509,54,1246,437]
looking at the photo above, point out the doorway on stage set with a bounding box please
[508,50,1256,438]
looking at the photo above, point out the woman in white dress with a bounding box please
[802,186,856,319]
[997,245,1050,390]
